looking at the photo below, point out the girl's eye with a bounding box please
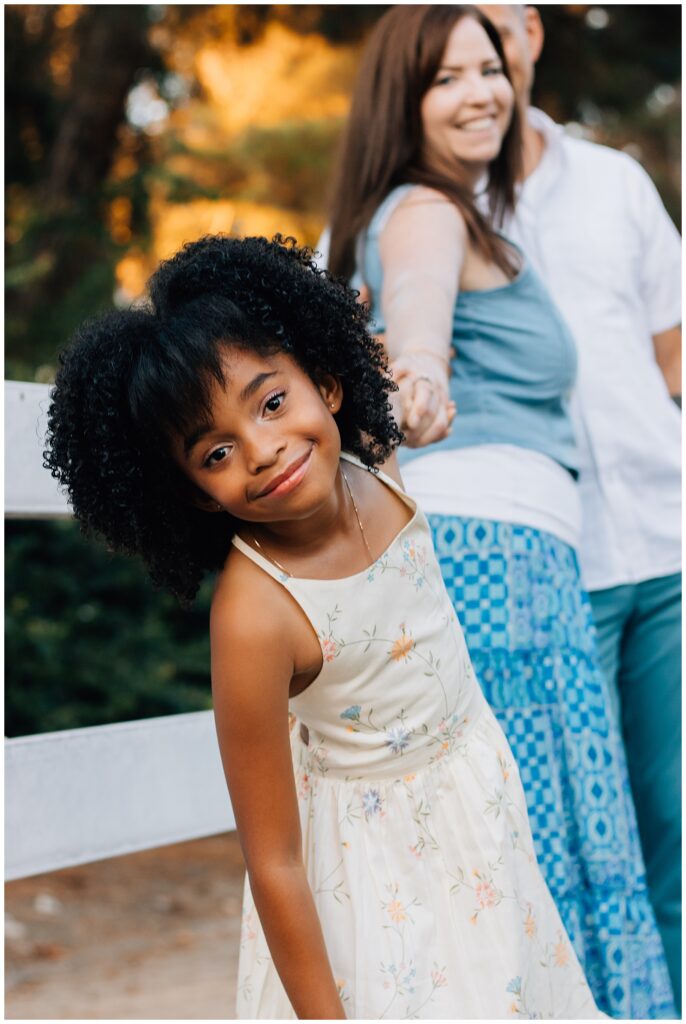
[204,445,231,468]
[435,74,456,87]
[264,391,285,414]
[483,65,503,77]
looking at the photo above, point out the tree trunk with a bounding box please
[46,5,153,206]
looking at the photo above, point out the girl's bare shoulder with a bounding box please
[210,544,297,656]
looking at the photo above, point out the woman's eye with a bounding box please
[264,391,285,414]
[483,65,503,77]
[435,74,456,87]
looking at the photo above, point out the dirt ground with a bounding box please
[5,833,246,1020]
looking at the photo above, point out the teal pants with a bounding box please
[590,573,682,1011]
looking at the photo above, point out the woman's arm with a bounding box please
[379,187,465,447]
[211,569,345,1020]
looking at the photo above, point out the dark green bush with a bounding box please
[5,520,213,737]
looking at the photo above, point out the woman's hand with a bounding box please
[392,351,456,447]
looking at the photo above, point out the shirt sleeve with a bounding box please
[628,159,682,334]
[378,188,464,362]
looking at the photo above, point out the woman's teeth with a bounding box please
[457,117,495,131]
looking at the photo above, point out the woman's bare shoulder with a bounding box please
[387,186,468,238]
[397,184,456,208]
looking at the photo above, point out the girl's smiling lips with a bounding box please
[254,447,313,499]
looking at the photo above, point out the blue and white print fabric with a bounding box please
[429,514,676,1020]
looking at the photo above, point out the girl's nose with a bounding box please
[245,432,286,474]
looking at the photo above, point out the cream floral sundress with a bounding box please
[233,453,603,1020]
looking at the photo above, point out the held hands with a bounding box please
[391,350,456,448]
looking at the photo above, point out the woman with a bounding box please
[327,6,675,1019]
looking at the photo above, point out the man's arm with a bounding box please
[652,324,682,400]
[629,158,682,401]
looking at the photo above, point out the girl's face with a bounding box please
[420,16,514,182]
[173,347,343,530]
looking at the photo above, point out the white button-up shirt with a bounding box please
[504,108,681,591]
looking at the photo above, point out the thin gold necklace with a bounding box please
[249,464,373,578]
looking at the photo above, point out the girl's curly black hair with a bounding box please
[44,234,403,603]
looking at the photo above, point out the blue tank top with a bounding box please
[360,186,579,475]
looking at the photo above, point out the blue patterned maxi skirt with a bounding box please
[429,515,676,1020]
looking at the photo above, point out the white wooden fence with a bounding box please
[5,381,235,882]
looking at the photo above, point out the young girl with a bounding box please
[45,234,602,1020]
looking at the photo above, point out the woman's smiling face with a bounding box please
[420,16,514,181]
[173,346,343,528]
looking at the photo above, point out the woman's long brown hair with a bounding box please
[327,5,522,281]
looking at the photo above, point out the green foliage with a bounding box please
[5,521,213,737]
[5,211,122,382]
[231,119,344,214]
[534,5,681,226]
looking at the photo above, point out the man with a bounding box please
[477,5,682,1008]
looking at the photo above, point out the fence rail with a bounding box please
[5,382,233,881]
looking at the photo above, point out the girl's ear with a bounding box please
[194,494,225,514]
[179,476,224,514]
[318,374,343,414]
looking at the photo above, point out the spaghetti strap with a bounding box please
[339,450,413,507]
[231,534,290,583]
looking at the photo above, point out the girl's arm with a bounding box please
[211,570,345,1020]
[379,187,464,447]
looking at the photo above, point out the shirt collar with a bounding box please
[517,107,566,207]
[476,108,564,214]
[527,106,563,151]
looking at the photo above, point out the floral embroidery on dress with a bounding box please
[410,802,439,855]
[507,976,542,1018]
[379,954,451,1020]
[448,859,515,923]
[369,538,432,595]
[336,978,351,1007]
[386,724,412,754]
[318,606,343,663]
[240,908,257,948]
[524,904,537,940]
[339,787,386,828]
[541,934,572,969]
[362,787,383,820]
[390,624,415,662]
[300,738,329,779]
[321,637,338,662]
[313,857,350,905]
